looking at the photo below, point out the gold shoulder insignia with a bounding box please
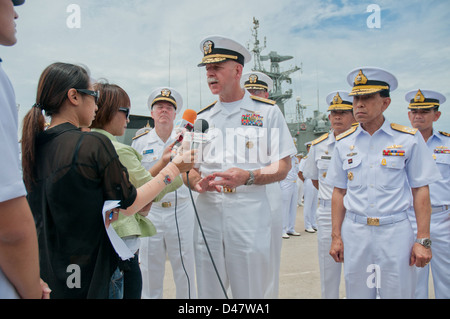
[439,131,450,137]
[391,123,417,135]
[351,122,359,127]
[312,132,329,146]
[336,125,358,141]
[132,130,150,140]
[197,101,217,115]
[250,95,276,105]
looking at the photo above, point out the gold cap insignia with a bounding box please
[203,40,213,55]
[161,88,171,97]
[249,74,258,84]
[414,89,425,103]
[332,93,343,105]
[354,69,368,85]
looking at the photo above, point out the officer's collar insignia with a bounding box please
[354,69,368,85]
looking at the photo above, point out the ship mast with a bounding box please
[248,17,301,116]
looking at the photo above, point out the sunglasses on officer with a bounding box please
[75,89,100,104]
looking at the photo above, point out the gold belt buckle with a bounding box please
[223,187,236,193]
[367,217,380,226]
[161,202,172,208]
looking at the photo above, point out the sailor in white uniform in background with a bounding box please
[241,71,283,298]
[406,89,450,299]
[299,142,318,233]
[280,155,301,238]
[302,90,355,298]
[187,36,297,299]
[326,67,441,298]
[132,87,196,299]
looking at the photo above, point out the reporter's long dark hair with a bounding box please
[21,62,90,190]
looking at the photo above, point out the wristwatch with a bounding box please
[245,170,255,186]
[415,238,432,248]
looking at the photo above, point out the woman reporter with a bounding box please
[21,62,194,298]
[89,81,184,299]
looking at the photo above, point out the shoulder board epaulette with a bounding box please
[250,95,276,105]
[197,101,217,115]
[132,130,150,140]
[311,132,329,146]
[439,131,450,137]
[391,123,417,135]
[351,122,359,127]
[336,125,358,141]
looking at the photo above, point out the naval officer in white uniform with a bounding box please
[302,91,355,298]
[406,89,450,299]
[132,88,196,299]
[326,67,441,298]
[186,36,297,299]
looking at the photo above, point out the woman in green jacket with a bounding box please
[90,81,184,299]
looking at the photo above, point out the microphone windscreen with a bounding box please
[193,119,209,133]
[181,109,197,124]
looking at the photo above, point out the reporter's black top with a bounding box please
[27,123,137,299]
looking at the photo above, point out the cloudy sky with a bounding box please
[2,0,450,133]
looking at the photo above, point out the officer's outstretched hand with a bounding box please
[410,243,432,268]
[209,167,249,189]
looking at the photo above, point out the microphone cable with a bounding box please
[186,171,229,299]
[173,189,192,299]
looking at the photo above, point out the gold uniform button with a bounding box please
[347,171,354,181]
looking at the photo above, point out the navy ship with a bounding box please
[248,17,330,154]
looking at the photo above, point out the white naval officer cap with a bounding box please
[241,71,273,92]
[347,67,398,96]
[326,91,353,111]
[12,0,25,5]
[198,35,251,67]
[148,87,183,115]
[405,89,446,110]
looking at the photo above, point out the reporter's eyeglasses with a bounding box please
[75,89,100,104]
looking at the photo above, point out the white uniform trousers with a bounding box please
[303,179,318,229]
[265,182,282,298]
[194,187,271,299]
[281,180,298,234]
[342,212,415,299]
[408,207,450,299]
[297,179,304,205]
[139,200,196,299]
[316,200,342,299]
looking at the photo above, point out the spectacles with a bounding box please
[118,107,130,119]
[76,89,100,104]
